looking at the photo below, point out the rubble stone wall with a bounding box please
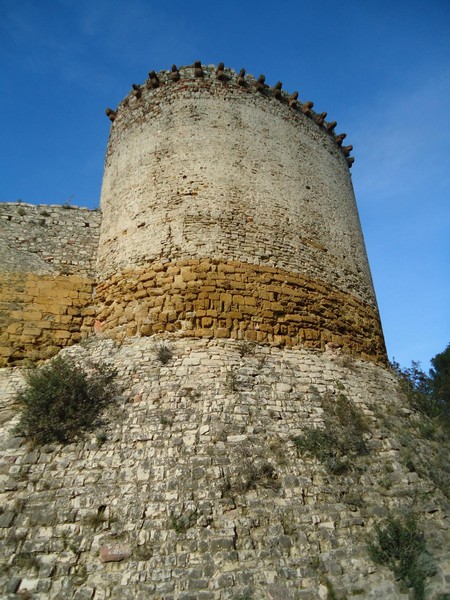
[0,204,100,366]
[0,338,448,599]
[0,203,101,277]
[2,65,446,600]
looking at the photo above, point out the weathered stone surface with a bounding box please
[0,337,448,599]
[94,259,385,362]
[99,544,131,563]
[0,65,446,599]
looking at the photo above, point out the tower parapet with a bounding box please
[96,63,385,362]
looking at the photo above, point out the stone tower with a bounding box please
[1,65,448,599]
[96,64,385,363]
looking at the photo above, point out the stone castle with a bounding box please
[0,64,448,599]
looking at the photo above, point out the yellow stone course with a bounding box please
[0,272,95,366]
[94,259,386,363]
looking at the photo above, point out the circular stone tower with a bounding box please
[96,63,385,363]
[3,64,450,600]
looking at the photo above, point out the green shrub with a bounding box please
[369,514,436,600]
[391,351,450,431]
[15,355,116,445]
[293,389,369,473]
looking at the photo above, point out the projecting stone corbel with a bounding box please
[302,101,314,116]
[194,61,203,77]
[273,81,283,99]
[289,92,299,108]
[148,71,160,89]
[314,112,327,126]
[105,108,117,122]
[132,84,142,99]
[342,145,353,157]
[237,69,246,86]
[216,63,226,80]
[256,75,266,92]
[170,64,180,81]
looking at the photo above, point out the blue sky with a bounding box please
[1,0,449,369]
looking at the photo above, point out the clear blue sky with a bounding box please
[1,0,449,369]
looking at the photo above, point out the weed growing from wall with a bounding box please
[237,340,256,357]
[15,355,116,445]
[170,510,197,534]
[155,342,173,364]
[293,389,369,474]
[369,514,436,600]
[226,368,239,392]
[224,460,281,496]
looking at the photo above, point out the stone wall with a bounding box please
[99,67,369,302]
[94,259,386,363]
[0,203,101,277]
[0,204,100,366]
[0,66,387,365]
[1,65,445,600]
[0,272,95,366]
[0,337,448,599]
[97,65,385,361]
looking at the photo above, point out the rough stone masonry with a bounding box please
[0,64,448,599]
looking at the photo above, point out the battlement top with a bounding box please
[105,62,354,167]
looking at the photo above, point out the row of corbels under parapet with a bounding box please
[105,62,354,168]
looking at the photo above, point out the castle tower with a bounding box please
[96,64,386,363]
[4,64,449,600]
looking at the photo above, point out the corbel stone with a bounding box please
[342,145,353,157]
[289,92,299,108]
[132,84,142,99]
[194,61,203,77]
[273,81,283,99]
[314,112,327,126]
[256,74,266,92]
[148,71,160,89]
[216,63,226,80]
[170,65,180,81]
[302,101,314,116]
[237,69,246,86]
[105,108,117,122]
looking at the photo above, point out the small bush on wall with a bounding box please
[292,388,369,474]
[15,355,116,445]
[369,513,436,600]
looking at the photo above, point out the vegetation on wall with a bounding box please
[15,355,116,445]
[292,387,369,474]
[369,513,436,600]
[390,344,450,498]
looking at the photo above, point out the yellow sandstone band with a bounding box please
[0,273,95,366]
[95,258,386,363]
